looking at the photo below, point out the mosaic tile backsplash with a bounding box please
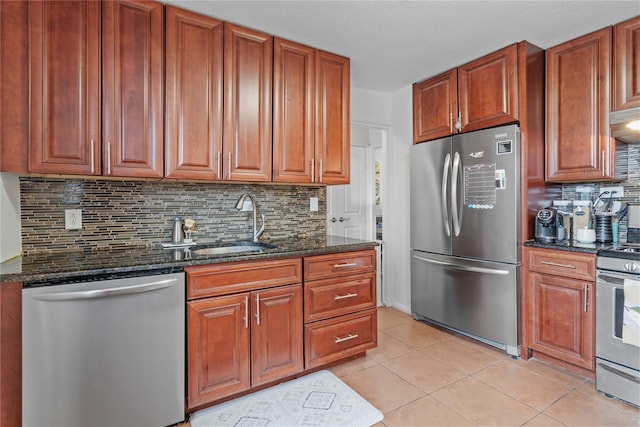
[20,178,326,255]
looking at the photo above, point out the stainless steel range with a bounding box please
[596,244,640,407]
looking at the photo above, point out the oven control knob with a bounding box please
[625,262,639,272]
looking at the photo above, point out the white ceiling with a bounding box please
[163,1,639,93]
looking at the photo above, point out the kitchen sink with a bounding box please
[189,241,276,256]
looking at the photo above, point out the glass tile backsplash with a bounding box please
[20,178,326,255]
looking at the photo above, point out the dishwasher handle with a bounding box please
[32,278,178,301]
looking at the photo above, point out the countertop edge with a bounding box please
[1,239,379,285]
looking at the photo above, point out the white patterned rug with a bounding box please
[189,370,383,427]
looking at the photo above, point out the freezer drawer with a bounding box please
[411,250,520,355]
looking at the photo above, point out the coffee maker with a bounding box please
[535,207,558,243]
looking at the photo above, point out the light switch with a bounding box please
[310,197,319,212]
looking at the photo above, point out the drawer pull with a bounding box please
[334,262,357,269]
[335,292,358,300]
[335,333,359,344]
[540,261,576,269]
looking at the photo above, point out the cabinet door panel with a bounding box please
[103,0,163,178]
[458,44,518,132]
[413,69,457,143]
[613,16,640,110]
[273,38,315,183]
[527,273,594,370]
[187,294,250,409]
[165,6,223,180]
[315,50,350,184]
[224,23,272,182]
[29,1,100,175]
[251,284,303,386]
[546,28,613,182]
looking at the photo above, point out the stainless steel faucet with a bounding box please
[235,193,265,242]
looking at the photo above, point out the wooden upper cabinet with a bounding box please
[613,16,640,110]
[0,1,29,173]
[412,44,519,143]
[272,38,316,183]
[315,50,350,184]
[103,0,164,178]
[29,1,101,175]
[224,23,273,182]
[165,6,223,180]
[413,69,458,143]
[546,27,613,182]
[458,44,518,133]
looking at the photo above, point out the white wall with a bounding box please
[386,86,412,313]
[351,86,412,313]
[0,173,22,262]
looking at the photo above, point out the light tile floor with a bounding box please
[180,306,640,426]
[330,307,640,427]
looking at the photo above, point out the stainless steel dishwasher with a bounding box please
[22,271,185,427]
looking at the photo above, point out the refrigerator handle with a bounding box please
[412,254,510,276]
[441,153,451,237]
[451,151,462,236]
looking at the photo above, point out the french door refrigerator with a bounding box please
[410,124,521,356]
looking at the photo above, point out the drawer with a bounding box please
[304,309,377,369]
[304,250,376,281]
[526,248,595,281]
[185,257,302,300]
[304,273,376,322]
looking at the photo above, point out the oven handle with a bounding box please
[597,362,640,384]
[598,271,637,284]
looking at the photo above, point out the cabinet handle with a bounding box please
[243,296,249,328]
[255,294,260,325]
[334,262,357,269]
[311,158,315,182]
[450,113,454,133]
[584,283,589,312]
[106,141,111,175]
[90,139,95,174]
[319,159,323,182]
[602,151,605,177]
[334,292,358,300]
[217,151,221,179]
[228,152,232,180]
[540,260,576,269]
[335,333,358,344]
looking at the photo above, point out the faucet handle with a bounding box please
[255,213,265,240]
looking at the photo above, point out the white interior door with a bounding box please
[327,145,371,240]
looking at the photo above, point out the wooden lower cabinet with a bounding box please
[187,284,302,409]
[522,247,595,372]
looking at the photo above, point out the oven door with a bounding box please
[596,270,640,369]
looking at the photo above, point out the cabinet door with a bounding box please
[546,28,613,182]
[272,38,315,183]
[224,23,272,182]
[526,272,594,370]
[0,0,29,173]
[187,294,250,409]
[29,1,101,175]
[315,50,350,184]
[251,284,303,386]
[102,0,163,178]
[413,69,458,143]
[613,16,640,110]
[458,44,519,133]
[165,6,223,180]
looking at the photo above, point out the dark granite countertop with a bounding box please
[0,236,378,286]
[523,239,612,255]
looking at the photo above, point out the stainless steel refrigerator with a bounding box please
[410,124,521,356]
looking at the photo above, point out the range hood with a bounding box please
[610,107,640,144]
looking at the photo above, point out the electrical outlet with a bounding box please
[600,186,624,198]
[65,209,82,230]
[310,197,319,212]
